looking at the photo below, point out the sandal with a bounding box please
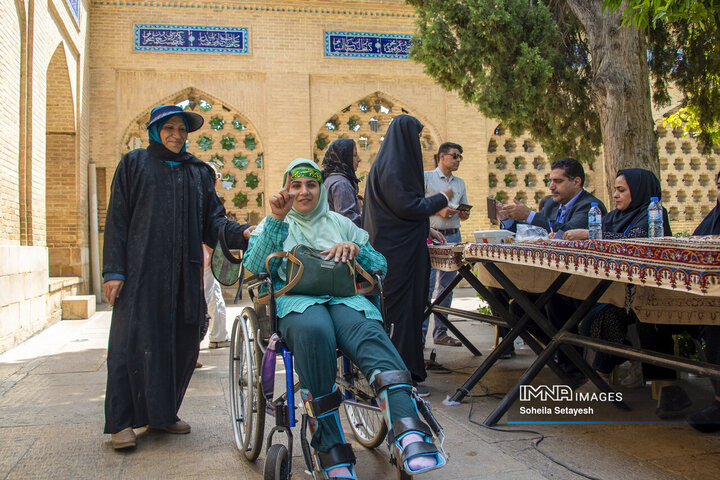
[317,443,357,479]
[433,335,462,347]
[388,417,446,475]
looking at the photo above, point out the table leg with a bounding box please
[484,279,627,426]
[448,267,571,403]
[482,262,608,386]
[423,270,482,355]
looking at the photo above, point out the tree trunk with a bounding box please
[565,0,659,199]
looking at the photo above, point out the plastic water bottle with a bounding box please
[648,197,663,237]
[588,202,602,240]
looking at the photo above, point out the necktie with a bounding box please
[556,205,567,223]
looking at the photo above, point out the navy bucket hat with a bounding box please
[146,105,204,132]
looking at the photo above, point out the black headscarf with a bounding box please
[322,138,359,192]
[363,114,426,221]
[694,170,720,235]
[603,168,671,235]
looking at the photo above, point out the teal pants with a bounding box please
[280,303,418,452]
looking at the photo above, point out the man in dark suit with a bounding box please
[492,158,606,380]
[498,157,606,236]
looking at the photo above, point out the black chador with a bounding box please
[362,115,448,382]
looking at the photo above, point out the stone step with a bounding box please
[61,295,96,320]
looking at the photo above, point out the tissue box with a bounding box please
[473,230,514,244]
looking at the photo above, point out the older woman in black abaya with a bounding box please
[362,115,450,393]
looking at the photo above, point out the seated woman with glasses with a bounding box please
[243,158,446,479]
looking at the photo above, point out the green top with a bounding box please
[243,216,387,320]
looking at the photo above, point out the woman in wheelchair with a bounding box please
[243,159,446,479]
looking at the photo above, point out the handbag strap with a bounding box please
[256,251,304,305]
[255,249,376,304]
[354,263,375,294]
[219,222,243,265]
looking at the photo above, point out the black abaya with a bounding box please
[362,115,448,382]
[103,146,248,433]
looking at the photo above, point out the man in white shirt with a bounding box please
[423,142,469,347]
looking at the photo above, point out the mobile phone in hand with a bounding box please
[455,203,473,212]
[486,196,498,221]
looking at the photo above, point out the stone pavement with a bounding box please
[1,288,720,479]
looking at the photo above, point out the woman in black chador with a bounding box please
[102,105,250,450]
[362,115,450,390]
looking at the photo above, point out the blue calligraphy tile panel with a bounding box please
[66,0,79,21]
[324,31,412,59]
[134,24,249,54]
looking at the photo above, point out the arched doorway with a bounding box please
[312,92,440,195]
[45,43,80,276]
[118,88,266,227]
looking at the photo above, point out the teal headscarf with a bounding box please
[148,107,189,153]
[252,158,368,279]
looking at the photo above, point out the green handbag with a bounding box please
[256,244,374,304]
[211,222,243,286]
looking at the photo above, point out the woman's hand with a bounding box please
[243,225,256,240]
[563,229,589,241]
[321,242,360,263]
[103,280,124,306]
[428,228,446,244]
[269,173,296,221]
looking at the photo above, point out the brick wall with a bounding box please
[88,1,496,242]
[0,0,91,353]
[0,1,22,244]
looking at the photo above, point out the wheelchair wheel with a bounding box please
[338,359,388,449]
[229,308,266,461]
[264,444,290,480]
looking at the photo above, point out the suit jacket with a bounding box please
[506,189,607,235]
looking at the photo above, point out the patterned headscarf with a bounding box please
[321,138,359,192]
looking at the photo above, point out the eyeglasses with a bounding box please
[445,152,463,160]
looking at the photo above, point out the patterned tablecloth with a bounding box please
[429,236,720,325]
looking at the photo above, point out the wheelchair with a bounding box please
[228,270,446,480]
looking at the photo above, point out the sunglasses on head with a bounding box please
[446,152,462,159]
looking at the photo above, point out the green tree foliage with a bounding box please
[410,0,720,166]
[605,0,720,147]
[604,0,720,28]
[409,0,601,162]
